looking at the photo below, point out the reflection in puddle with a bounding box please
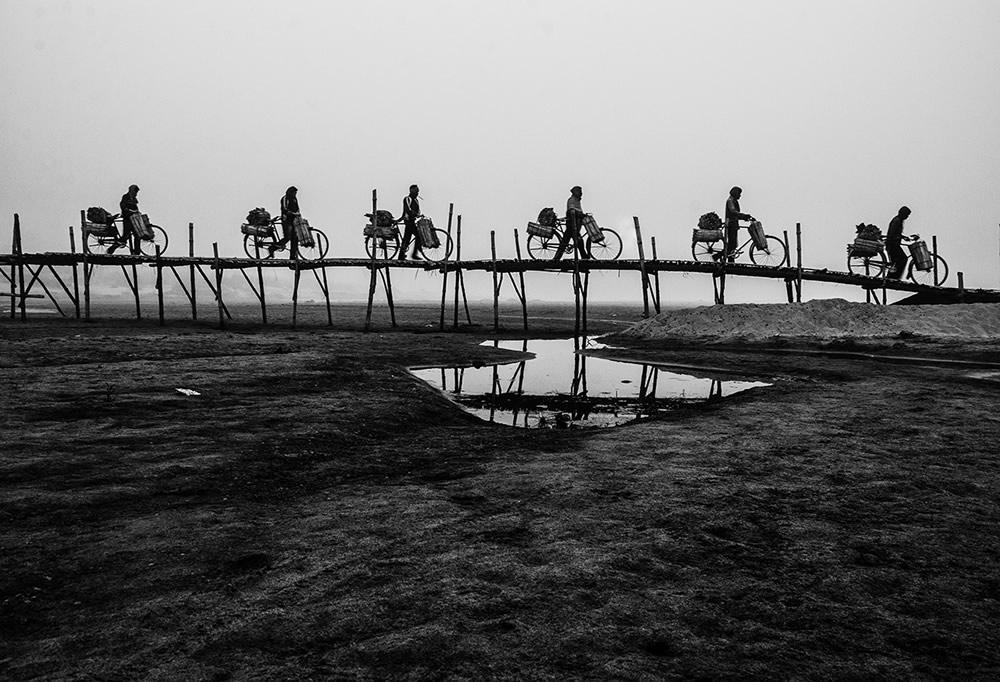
[411,337,770,428]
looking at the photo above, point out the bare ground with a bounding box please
[2,301,999,680]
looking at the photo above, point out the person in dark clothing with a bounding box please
[109,184,140,254]
[723,186,753,261]
[553,185,588,261]
[272,186,300,258]
[886,206,912,279]
[398,184,422,261]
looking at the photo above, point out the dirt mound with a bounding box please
[620,299,1000,341]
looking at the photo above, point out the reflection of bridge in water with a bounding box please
[413,338,766,429]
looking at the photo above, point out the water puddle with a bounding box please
[411,337,770,428]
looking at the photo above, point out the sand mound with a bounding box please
[620,299,1000,341]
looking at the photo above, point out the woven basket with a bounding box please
[692,228,723,243]
[526,222,554,238]
[241,223,272,237]
[850,238,882,257]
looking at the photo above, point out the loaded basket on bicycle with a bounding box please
[848,223,884,258]
[363,210,397,239]
[242,207,273,237]
[85,206,118,236]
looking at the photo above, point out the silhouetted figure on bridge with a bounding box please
[886,206,912,279]
[553,185,588,261]
[724,186,754,262]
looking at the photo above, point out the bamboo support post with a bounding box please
[322,266,332,326]
[80,210,92,321]
[365,189,378,332]
[439,204,454,330]
[491,230,499,332]
[69,226,80,318]
[633,216,650,318]
[292,259,301,329]
[213,243,225,329]
[156,246,165,326]
[958,271,965,302]
[573,236,581,337]
[14,214,26,320]
[795,223,803,302]
[513,228,528,330]
[452,217,462,328]
[932,235,939,285]
[650,235,661,315]
[189,223,198,320]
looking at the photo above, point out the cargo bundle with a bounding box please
[130,213,154,240]
[581,215,604,243]
[246,207,271,226]
[293,217,314,248]
[536,207,558,227]
[748,220,768,250]
[241,223,272,237]
[416,217,439,249]
[526,221,554,238]
[697,212,724,231]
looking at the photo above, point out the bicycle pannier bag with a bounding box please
[417,217,440,249]
[581,215,603,243]
[851,238,881,257]
[697,212,724,231]
[87,206,111,224]
[130,213,154,240]
[241,223,272,237]
[692,228,723,243]
[537,207,558,227]
[748,220,767,250]
[293,217,315,248]
[908,239,933,271]
[526,221,554,238]
[363,223,396,239]
[246,207,271,226]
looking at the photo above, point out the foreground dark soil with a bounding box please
[2,302,999,680]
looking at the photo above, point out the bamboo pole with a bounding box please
[438,204,454,330]
[8,217,15,320]
[322,266,332,326]
[365,189,378,332]
[932,235,939,285]
[213,243,225,329]
[14,214,25,320]
[292,260,301,329]
[633,216,650,318]
[958,271,965,303]
[796,223,803,302]
[513,228,528,331]
[156,245,165,326]
[452,217,462,328]
[189,223,198,320]
[69,226,80,318]
[130,256,140,320]
[650,235,661,315]
[491,230,499,332]
[80,211,92,321]
[573,228,581,338]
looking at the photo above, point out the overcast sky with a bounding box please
[2,0,999,303]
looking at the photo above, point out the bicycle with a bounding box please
[82,213,169,256]
[363,213,454,263]
[846,233,948,286]
[241,217,329,260]
[691,221,787,267]
[524,216,623,261]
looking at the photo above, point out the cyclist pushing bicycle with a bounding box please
[722,185,754,262]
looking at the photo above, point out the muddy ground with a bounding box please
[2,301,999,680]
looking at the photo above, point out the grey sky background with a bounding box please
[2,0,999,303]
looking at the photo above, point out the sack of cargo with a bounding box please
[851,238,882,257]
[84,221,116,237]
[581,214,603,243]
[130,213,153,240]
[241,223,272,237]
[697,212,724,231]
[293,217,314,248]
[748,220,767,250]
[416,217,439,249]
[363,223,396,239]
[86,206,111,224]
[526,221,554,238]
[375,210,395,227]
[908,239,933,271]
[692,228,723,243]
[246,207,271,226]
[537,207,558,227]
[855,223,883,241]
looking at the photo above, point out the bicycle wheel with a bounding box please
[527,233,560,260]
[297,228,329,260]
[847,249,888,277]
[692,239,724,262]
[749,235,787,268]
[365,233,400,260]
[587,227,623,260]
[85,232,110,255]
[243,234,267,258]
[138,225,169,256]
[418,228,453,263]
[907,254,948,286]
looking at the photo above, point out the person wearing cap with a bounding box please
[553,185,588,261]
[272,186,300,258]
[398,184,422,261]
[723,186,753,261]
[886,206,912,279]
[109,184,140,254]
